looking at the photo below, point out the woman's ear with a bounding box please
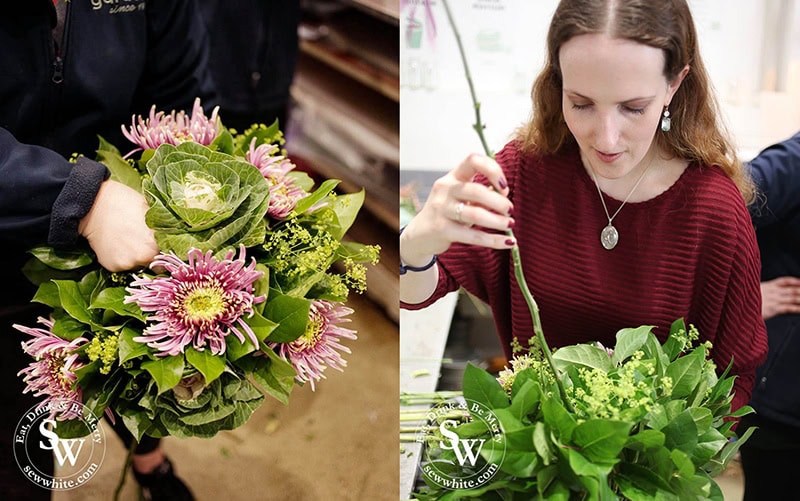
[666,64,690,105]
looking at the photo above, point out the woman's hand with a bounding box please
[78,179,159,272]
[760,276,800,320]
[401,154,515,267]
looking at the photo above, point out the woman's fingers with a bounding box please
[401,153,516,266]
[453,153,509,195]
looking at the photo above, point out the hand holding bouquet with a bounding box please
[16,99,379,441]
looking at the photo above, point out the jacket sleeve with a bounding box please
[133,0,218,114]
[747,132,800,229]
[0,127,108,249]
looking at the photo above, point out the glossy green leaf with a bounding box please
[572,419,633,463]
[142,355,185,394]
[118,326,151,363]
[611,325,653,366]
[186,347,226,385]
[552,344,613,373]
[462,362,510,410]
[263,293,311,343]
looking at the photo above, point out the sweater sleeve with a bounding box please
[0,127,107,249]
[711,204,769,411]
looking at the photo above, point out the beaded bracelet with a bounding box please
[399,227,437,275]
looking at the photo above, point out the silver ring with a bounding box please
[455,202,465,223]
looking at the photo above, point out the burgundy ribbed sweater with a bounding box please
[403,142,768,411]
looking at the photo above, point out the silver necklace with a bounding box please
[588,156,654,250]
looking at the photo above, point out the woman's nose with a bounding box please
[594,113,620,151]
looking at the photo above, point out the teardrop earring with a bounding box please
[661,108,671,132]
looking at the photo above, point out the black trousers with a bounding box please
[739,414,800,501]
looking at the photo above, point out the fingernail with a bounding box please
[505,238,516,246]
[507,218,515,229]
[498,178,508,190]
[507,206,514,217]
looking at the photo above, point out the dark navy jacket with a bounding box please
[0,0,215,307]
[747,132,800,431]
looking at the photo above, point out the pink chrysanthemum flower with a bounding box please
[121,97,221,157]
[272,300,357,391]
[15,317,88,420]
[125,246,265,357]
[246,139,306,219]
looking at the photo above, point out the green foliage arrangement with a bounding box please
[415,320,753,500]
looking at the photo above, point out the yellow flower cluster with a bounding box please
[86,333,119,375]
[568,351,673,421]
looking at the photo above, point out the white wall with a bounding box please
[400,0,800,171]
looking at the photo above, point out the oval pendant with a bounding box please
[601,224,619,250]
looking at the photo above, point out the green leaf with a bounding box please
[662,318,688,360]
[497,427,539,477]
[617,462,677,498]
[32,281,61,308]
[263,292,311,343]
[552,344,613,373]
[294,179,340,214]
[51,310,89,341]
[533,421,554,465]
[492,407,524,433]
[53,279,96,326]
[29,246,94,271]
[541,395,576,442]
[662,409,698,455]
[329,189,365,239]
[564,447,615,476]
[625,429,665,451]
[670,448,695,478]
[142,355,185,394]
[462,363,510,410]
[572,419,633,463]
[96,135,143,191]
[692,428,727,467]
[508,379,540,420]
[225,335,257,361]
[185,347,227,385]
[238,350,295,405]
[244,309,279,342]
[118,325,151,363]
[90,287,146,321]
[706,426,756,476]
[611,325,653,366]
[665,346,705,398]
[120,408,156,443]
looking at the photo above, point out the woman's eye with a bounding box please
[571,103,591,111]
[623,106,646,115]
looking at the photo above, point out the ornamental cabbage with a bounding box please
[143,142,270,258]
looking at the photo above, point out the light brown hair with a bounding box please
[517,0,754,203]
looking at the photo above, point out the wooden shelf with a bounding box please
[343,0,399,24]
[300,39,399,102]
[292,1,399,316]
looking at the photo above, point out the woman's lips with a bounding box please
[595,150,622,163]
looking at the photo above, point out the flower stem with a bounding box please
[441,0,572,410]
[114,438,137,501]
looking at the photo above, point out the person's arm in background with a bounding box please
[0,128,157,271]
[748,132,800,228]
[747,131,800,320]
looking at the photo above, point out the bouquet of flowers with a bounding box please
[15,99,380,441]
[414,321,753,500]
